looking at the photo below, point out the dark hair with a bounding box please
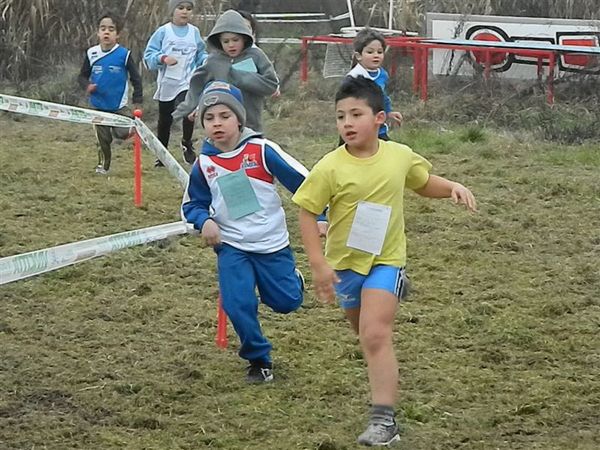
[351,28,386,68]
[98,11,123,33]
[335,76,384,114]
[236,9,259,45]
[353,27,386,53]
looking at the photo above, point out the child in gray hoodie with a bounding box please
[173,9,278,132]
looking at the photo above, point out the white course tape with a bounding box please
[0,222,189,285]
[1,94,196,285]
[134,118,190,189]
[0,93,190,189]
[0,93,134,127]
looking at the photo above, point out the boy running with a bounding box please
[78,12,143,174]
[292,76,476,446]
[181,81,310,383]
[346,28,403,141]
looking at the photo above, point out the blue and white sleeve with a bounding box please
[382,69,392,113]
[143,27,167,71]
[193,29,208,69]
[383,93,392,113]
[264,142,308,193]
[181,162,213,230]
[264,142,327,221]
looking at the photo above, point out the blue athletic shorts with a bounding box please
[335,265,407,310]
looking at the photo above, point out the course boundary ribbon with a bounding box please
[0,93,193,284]
[0,93,134,127]
[0,222,188,285]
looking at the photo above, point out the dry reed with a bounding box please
[1,0,599,82]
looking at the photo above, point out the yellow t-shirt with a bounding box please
[292,140,432,275]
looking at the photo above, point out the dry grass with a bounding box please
[2,0,600,81]
[0,0,224,81]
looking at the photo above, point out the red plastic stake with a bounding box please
[216,292,228,349]
[133,109,143,207]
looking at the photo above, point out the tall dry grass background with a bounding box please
[2,0,600,82]
[0,0,225,81]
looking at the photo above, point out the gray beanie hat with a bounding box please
[168,0,195,15]
[198,81,246,129]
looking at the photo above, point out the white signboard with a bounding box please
[426,13,600,78]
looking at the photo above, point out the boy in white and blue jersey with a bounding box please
[144,0,207,166]
[181,81,318,384]
[78,12,143,174]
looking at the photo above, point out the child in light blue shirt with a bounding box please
[144,0,207,165]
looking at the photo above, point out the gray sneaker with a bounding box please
[357,421,400,447]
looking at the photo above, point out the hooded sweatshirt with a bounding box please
[173,10,278,131]
[181,128,309,253]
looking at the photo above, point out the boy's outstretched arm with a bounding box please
[298,209,339,303]
[414,174,477,212]
[264,144,328,229]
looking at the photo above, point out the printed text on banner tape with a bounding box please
[0,94,134,127]
[0,222,188,285]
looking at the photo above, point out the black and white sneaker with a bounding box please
[182,140,196,164]
[246,361,274,384]
[95,165,108,175]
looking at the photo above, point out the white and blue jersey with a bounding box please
[83,44,132,111]
[182,129,312,364]
[181,129,312,254]
[347,64,393,137]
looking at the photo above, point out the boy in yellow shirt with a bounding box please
[292,76,476,447]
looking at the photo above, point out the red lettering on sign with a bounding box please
[471,31,508,66]
[561,37,598,68]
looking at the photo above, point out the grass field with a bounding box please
[1,90,599,450]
